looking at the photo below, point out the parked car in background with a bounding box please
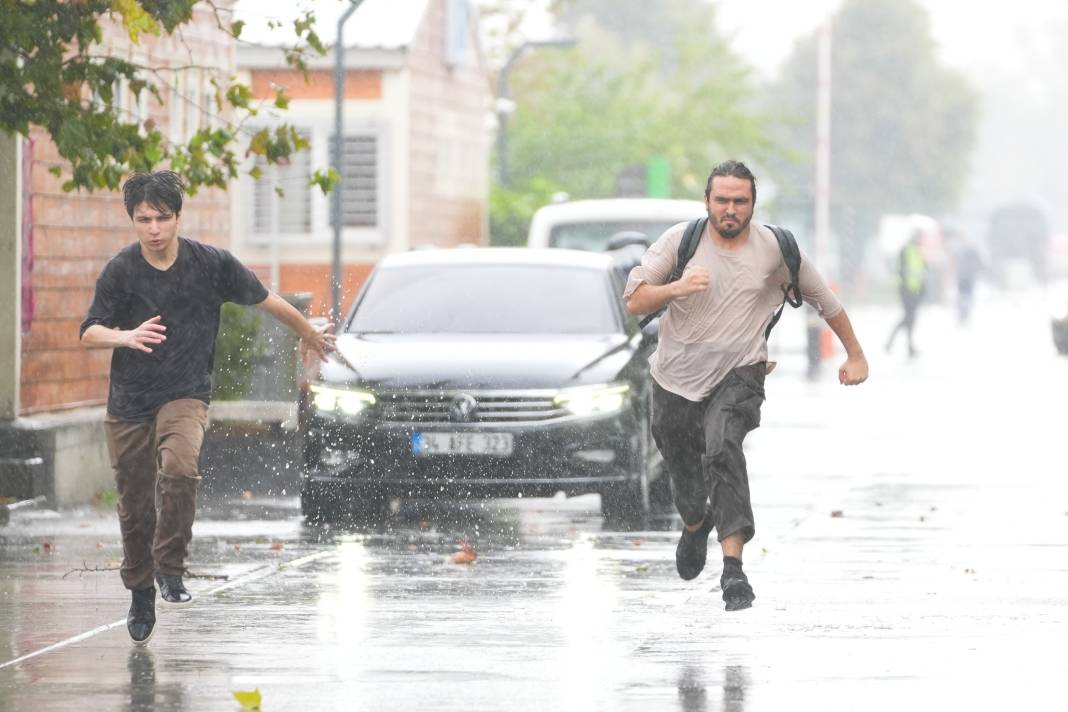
[300,248,664,523]
[527,198,705,252]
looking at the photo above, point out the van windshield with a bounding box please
[549,221,684,251]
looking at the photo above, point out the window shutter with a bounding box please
[329,134,378,228]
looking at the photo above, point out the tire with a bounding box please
[301,480,387,525]
[300,484,338,524]
[647,459,674,509]
[600,480,645,527]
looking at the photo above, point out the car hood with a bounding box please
[317,333,635,390]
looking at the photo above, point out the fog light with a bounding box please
[321,449,360,467]
[572,449,616,464]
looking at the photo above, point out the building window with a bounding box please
[251,137,312,234]
[328,134,378,227]
[169,74,184,145]
[186,72,201,137]
[446,0,469,67]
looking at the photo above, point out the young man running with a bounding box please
[80,171,336,643]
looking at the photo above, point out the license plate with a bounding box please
[412,432,514,457]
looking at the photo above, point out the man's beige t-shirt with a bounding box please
[623,221,843,402]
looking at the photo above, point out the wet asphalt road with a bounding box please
[1,289,1067,711]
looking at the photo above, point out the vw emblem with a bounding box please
[448,393,478,423]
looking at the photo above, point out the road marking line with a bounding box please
[0,549,336,671]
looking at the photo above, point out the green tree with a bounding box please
[767,0,978,280]
[489,0,770,243]
[0,0,337,193]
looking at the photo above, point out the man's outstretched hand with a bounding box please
[301,322,337,362]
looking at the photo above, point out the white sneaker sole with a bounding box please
[129,623,156,646]
[157,597,194,610]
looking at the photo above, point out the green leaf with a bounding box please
[273,88,290,110]
[226,83,253,110]
[248,166,262,179]
[111,0,162,44]
[309,167,340,195]
[247,128,270,157]
[232,688,262,710]
[230,19,245,39]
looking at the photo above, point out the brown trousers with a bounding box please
[104,399,209,591]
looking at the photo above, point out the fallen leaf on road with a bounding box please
[634,563,650,574]
[241,490,253,500]
[830,510,844,518]
[270,542,284,551]
[42,542,55,554]
[450,543,477,564]
[232,688,261,710]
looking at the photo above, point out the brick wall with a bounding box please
[407,0,492,249]
[276,263,375,319]
[251,69,382,101]
[19,8,236,414]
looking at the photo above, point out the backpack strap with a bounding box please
[638,217,707,328]
[763,224,804,340]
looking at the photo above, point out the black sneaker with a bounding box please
[155,573,194,608]
[721,570,756,611]
[675,517,714,581]
[127,587,156,645]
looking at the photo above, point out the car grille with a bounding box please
[375,389,567,424]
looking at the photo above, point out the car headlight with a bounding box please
[554,383,630,416]
[310,384,376,416]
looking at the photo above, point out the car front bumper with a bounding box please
[302,409,642,499]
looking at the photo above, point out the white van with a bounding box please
[527,198,706,251]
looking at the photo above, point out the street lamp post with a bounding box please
[496,38,575,187]
[331,0,364,326]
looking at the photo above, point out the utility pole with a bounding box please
[331,0,363,326]
[0,132,21,420]
[808,17,833,380]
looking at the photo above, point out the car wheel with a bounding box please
[647,460,674,509]
[300,482,339,524]
[600,439,650,527]
[600,480,645,527]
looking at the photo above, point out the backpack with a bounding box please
[638,218,804,340]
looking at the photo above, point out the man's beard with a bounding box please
[710,211,751,239]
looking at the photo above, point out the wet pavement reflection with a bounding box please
[2,297,1068,710]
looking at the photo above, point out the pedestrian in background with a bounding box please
[79,171,336,645]
[885,231,927,356]
[624,160,868,611]
[946,228,984,324]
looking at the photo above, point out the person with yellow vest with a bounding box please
[885,232,927,357]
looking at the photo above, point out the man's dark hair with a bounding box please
[704,160,757,203]
[122,170,185,218]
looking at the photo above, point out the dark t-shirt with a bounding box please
[80,237,269,422]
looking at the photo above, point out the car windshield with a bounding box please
[549,221,684,251]
[348,264,619,334]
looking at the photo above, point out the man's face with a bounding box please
[705,176,754,239]
[131,201,179,254]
